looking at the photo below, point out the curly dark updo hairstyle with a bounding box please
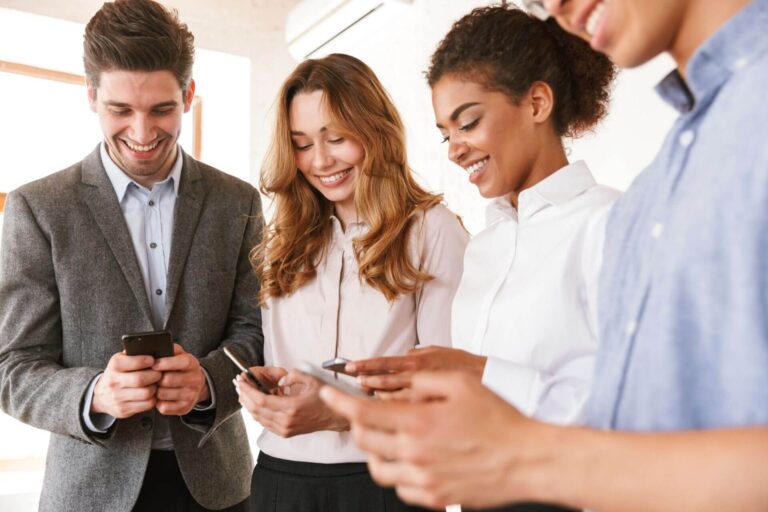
[427,5,616,138]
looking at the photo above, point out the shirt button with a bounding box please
[651,222,664,239]
[148,200,155,207]
[140,417,153,430]
[734,57,749,70]
[625,320,637,336]
[150,242,157,249]
[679,130,695,147]
[155,289,163,296]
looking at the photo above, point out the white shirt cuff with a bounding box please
[82,373,116,433]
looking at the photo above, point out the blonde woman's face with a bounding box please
[290,90,364,212]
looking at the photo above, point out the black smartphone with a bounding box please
[301,362,371,398]
[223,345,271,394]
[122,330,174,358]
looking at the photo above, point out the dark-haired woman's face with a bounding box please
[432,76,539,202]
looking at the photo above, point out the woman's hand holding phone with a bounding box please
[235,368,350,437]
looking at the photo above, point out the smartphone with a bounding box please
[122,330,174,358]
[222,345,271,394]
[300,362,371,398]
[321,356,355,376]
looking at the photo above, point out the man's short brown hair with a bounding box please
[83,0,195,90]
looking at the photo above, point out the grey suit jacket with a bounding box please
[0,146,264,511]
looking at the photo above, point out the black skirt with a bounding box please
[249,452,431,512]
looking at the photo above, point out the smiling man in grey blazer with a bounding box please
[0,1,263,511]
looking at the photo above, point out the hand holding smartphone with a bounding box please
[223,345,273,394]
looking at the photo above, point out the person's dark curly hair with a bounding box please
[427,5,616,138]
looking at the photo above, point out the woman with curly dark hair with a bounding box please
[350,9,618,508]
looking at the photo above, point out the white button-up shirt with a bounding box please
[259,204,469,463]
[452,161,619,425]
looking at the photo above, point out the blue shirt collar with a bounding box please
[656,0,768,113]
[99,141,183,201]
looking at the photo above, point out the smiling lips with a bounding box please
[464,157,489,176]
[585,0,606,36]
[318,168,352,185]
[123,138,161,154]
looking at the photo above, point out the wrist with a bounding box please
[197,371,211,403]
[511,421,589,506]
[472,355,488,379]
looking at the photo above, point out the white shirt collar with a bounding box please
[100,142,183,201]
[487,160,596,224]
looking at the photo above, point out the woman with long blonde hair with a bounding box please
[235,53,468,511]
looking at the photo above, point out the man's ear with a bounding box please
[87,83,98,113]
[528,81,555,125]
[183,79,196,113]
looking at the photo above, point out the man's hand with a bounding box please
[91,352,162,418]
[320,370,541,510]
[348,346,487,397]
[152,343,209,416]
[237,368,349,437]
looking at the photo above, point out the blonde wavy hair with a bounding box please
[252,53,442,303]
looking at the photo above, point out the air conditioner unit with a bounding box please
[285,0,413,61]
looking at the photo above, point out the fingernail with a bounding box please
[345,363,356,372]
[278,377,287,386]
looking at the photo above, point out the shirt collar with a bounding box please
[100,142,183,201]
[656,0,768,114]
[486,160,596,224]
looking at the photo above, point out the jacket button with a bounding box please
[140,417,153,430]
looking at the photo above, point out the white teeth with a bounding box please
[125,140,159,152]
[319,169,351,184]
[464,158,488,175]
[586,0,605,36]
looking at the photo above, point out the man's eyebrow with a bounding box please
[102,100,179,108]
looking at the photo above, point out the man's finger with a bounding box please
[320,386,412,432]
[347,355,414,375]
[110,353,155,372]
[358,372,412,391]
[152,352,195,372]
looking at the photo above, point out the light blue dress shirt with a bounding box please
[82,143,214,450]
[589,0,768,431]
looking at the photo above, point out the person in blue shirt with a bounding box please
[319,0,768,510]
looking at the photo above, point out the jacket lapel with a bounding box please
[163,151,206,327]
[79,146,154,325]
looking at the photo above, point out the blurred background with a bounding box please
[0,0,678,509]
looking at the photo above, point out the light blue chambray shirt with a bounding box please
[82,143,213,450]
[588,0,768,431]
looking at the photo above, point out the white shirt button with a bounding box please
[651,222,664,239]
[625,320,637,336]
[679,130,695,147]
[734,57,749,70]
